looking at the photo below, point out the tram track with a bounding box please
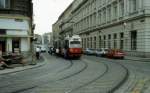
[0,55,129,93]
[67,59,109,93]
[21,56,127,93]
[3,57,89,93]
[58,59,88,81]
[72,56,129,93]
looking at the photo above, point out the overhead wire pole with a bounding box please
[31,24,36,65]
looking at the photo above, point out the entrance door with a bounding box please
[0,44,2,55]
[12,38,20,53]
[0,40,6,53]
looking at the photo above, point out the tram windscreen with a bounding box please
[70,41,80,44]
[69,41,81,48]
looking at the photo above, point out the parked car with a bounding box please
[41,46,46,52]
[48,47,55,54]
[84,48,95,55]
[95,48,108,57]
[106,49,125,59]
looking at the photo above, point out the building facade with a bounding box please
[52,20,61,48]
[34,34,42,45]
[0,0,33,55]
[54,0,150,57]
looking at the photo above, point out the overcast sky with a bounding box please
[33,0,74,35]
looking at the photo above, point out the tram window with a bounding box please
[70,41,80,44]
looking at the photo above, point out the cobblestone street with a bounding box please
[0,53,150,93]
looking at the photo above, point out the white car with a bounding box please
[95,48,108,57]
[41,46,46,52]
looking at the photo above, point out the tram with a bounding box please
[60,35,83,58]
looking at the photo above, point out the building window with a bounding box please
[120,32,124,49]
[104,35,106,48]
[94,36,96,49]
[91,37,92,48]
[104,8,106,23]
[98,10,101,25]
[84,38,86,48]
[107,5,111,21]
[99,36,102,48]
[94,13,96,26]
[114,33,117,49]
[113,2,117,19]
[0,0,10,9]
[87,38,89,48]
[119,0,124,17]
[131,31,137,50]
[129,0,137,13]
[108,34,111,49]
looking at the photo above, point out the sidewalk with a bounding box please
[125,56,150,62]
[0,56,45,75]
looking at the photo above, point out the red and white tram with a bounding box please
[60,35,82,58]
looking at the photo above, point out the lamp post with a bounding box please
[31,37,37,65]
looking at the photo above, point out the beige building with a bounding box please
[52,3,73,48]
[53,0,150,57]
[52,20,61,48]
[0,0,33,55]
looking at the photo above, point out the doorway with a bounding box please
[0,40,6,53]
[12,38,20,53]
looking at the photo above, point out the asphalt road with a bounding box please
[0,53,150,93]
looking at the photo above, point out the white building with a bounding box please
[0,0,33,55]
[56,0,150,57]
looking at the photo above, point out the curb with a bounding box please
[0,62,46,75]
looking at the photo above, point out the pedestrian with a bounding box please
[50,47,53,55]
[36,47,40,60]
[56,48,59,56]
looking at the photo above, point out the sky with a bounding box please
[33,0,74,35]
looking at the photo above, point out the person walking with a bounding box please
[36,47,40,60]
